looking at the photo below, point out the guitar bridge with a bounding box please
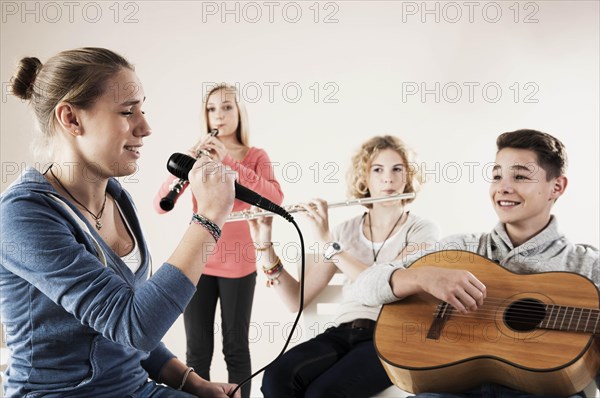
[427,302,452,340]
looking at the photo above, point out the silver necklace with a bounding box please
[49,166,107,230]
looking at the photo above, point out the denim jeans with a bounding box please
[126,380,198,398]
[410,383,585,398]
[261,324,392,398]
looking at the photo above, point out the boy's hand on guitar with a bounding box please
[378,252,598,396]
[419,266,486,314]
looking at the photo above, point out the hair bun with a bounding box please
[11,57,42,100]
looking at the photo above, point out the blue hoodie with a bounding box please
[0,167,196,397]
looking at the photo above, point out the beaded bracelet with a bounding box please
[178,367,195,391]
[265,268,282,287]
[190,213,221,242]
[263,257,283,287]
[265,274,282,287]
[263,264,283,276]
[262,256,282,272]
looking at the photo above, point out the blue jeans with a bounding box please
[261,324,392,398]
[411,383,585,398]
[126,380,197,397]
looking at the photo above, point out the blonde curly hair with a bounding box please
[346,135,423,207]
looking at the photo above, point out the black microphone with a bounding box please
[159,129,220,211]
[166,153,293,222]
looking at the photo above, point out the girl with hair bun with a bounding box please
[1,47,240,398]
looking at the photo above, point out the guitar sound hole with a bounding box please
[504,298,546,332]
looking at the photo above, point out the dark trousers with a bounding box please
[183,272,256,398]
[261,324,392,398]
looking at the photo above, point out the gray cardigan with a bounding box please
[350,216,599,306]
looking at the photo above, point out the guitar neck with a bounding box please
[539,304,599,334]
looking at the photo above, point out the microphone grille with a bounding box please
[167,153,197,180]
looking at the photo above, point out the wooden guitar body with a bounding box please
[375,250,600,396]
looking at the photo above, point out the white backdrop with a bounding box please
[1,1,598,396]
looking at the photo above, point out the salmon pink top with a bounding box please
[154,147,284,278]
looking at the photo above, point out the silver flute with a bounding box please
[226,192,416,222]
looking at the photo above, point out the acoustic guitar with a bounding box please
[375,250,599,396]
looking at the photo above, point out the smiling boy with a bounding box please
[350,129,598,397]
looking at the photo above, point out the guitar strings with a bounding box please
[429,311,600,330]
[431,303,599,320]
[434,296,598,313]
[434,308,600,322]
[427,297,599,323]
[428,297,600,316]
[431,313,600,333]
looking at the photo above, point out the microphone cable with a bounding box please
[228,216,305,398]
[161,148,305,397]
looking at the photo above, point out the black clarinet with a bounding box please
[159,129,219,211]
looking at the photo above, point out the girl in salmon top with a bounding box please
[154,83,284,398]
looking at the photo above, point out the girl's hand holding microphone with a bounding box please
[188,154,236,227]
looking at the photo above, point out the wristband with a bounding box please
[190,213,221,242]
[178,367,195,391]
[263,257,283,287]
